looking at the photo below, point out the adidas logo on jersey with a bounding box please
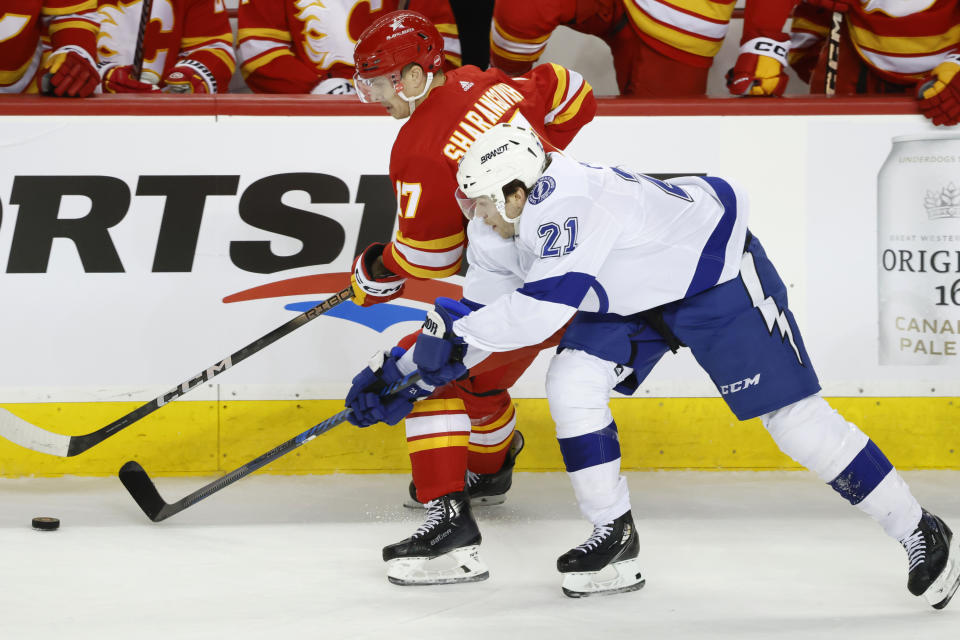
[460,81,474,91]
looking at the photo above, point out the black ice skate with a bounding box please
[900,509,960,609]
[383,490,489,585]
[404,430,525,508]
[557,510,645,598]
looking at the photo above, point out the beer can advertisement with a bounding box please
[878,134,960,366]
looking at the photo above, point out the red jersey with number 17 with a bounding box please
[381,63,597,281]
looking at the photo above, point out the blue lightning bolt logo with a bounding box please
[740,252,803,364]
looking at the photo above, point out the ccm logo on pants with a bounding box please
[720,374,760,395]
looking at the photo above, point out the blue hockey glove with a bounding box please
[346,348,431,427]
[348,387,417,427]
[414,297,472,387]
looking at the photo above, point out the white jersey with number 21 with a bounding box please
[455,151,750,355]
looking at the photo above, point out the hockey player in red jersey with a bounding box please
[96,0,235,93]
[0,0,99,97]
[728,0,960,127]
[344,9,596,585]
[237,0,460,95]
[491,0,737,97]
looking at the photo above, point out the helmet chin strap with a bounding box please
[494,197,522,233]
[397,72,434,114]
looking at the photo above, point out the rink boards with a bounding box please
[0,396,955,476]
[0,96,956,475]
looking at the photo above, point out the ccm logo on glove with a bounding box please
[744,38,789,65]
[917,54,960,127]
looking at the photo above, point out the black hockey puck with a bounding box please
[31,517,60,531]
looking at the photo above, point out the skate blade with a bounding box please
[926,541,960,610]
[403,494,506,509]
[386,545,489,586]
[560,557,645,598]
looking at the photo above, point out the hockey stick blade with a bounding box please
[0,409,71,456]
[120,374,422,522]
[118,461,169,521]
[0,287,355,458]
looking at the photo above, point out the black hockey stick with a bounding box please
[824,11,843,96]
[0,287,355,457]
[119,373,422,522]
[131,0,154,80]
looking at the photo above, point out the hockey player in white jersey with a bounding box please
[348,123,960,605]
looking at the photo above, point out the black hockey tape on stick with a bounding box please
[0,287,355,457]
[131,0,154,79]
[119,372,423,522]
[825,11,843,97]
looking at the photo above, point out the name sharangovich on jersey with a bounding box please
[0,172,400,274]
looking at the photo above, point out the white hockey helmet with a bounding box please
[455,123,547,223]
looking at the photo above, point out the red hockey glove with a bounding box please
[162,60,217,94]
[801,0,851,12]
[40,47,99,97]
[350,243,406,307]
[102,65,160,93]
[917,55,960,127]
[727,37,791,97]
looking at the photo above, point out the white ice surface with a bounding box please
[1,471,958,640]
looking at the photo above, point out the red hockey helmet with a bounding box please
[353,10,444,104]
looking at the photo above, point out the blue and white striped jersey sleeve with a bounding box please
[453,196,622,353]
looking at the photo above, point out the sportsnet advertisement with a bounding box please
[0,112,955,405]
[0,108,957,478]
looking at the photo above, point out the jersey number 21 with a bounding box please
[538,218,579,258]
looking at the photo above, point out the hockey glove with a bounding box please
[101,64,161,93]
[413,297,471,388]
[346,347,433,427]
[41,47,99,97]
[727,37,791,96]
[162,60,217,93]
[918,54,960,127]
[311,77,357,95]
[351,243,406,307]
